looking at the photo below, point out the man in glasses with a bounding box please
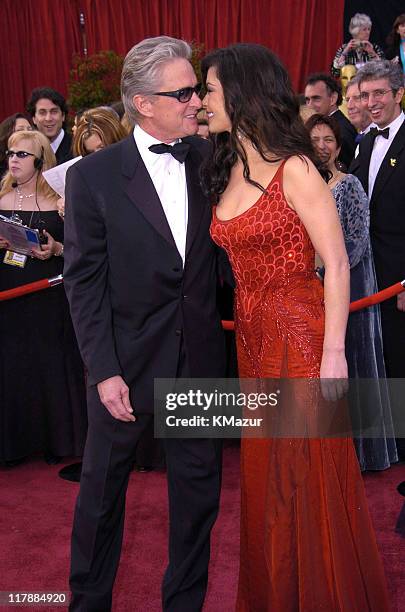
[64,36,228,611]
[26,87,73,165]
[350,60,405,458]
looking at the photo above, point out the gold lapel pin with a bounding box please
[390,158,397,167]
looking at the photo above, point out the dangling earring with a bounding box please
[236,130,247,143]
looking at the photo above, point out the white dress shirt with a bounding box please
[50,128,65,153]
[133,125,188,265]
[368,112,404,197]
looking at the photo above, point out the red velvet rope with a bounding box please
[222,281,405,331]
[0,277,404,327]
[0,276,63,301]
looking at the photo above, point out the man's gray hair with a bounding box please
[357,60,404,92]
[349,13,372,37]
[121,36,192,124]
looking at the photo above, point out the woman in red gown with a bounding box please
[201,44,389,611]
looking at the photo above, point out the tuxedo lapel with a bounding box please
[185,143,207,257]
[370,121,405,205]
[355,132,375,195]
[121,136,176,249]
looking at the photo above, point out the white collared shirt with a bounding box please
[133,124,188,264]
[50,128,65,153]
[369,112,404,197]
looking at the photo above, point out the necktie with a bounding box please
[149,142,190,163]
[369,127,390,140]
[355,133,364,144]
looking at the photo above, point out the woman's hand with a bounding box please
[362,41,376,56]
[56,197,65,220]
[343,39,357,55]
[320,348,348,401]
[397,292,405,312]
[31,231,63,260]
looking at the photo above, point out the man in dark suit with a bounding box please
[305,73,357,168]
[350,59,405,456]
[27,87,73,164]
[64,36,227,611]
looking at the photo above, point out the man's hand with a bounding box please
[97,375,136,422]
[397,292,405,312]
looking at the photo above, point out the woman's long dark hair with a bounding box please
[386,14,405,48]
[200,43,320,203]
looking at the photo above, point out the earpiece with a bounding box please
[34,147,44,170]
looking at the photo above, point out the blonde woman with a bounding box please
[72,107,127,156]
[0,130,86,465]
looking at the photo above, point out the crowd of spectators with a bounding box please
[0,13,404,491]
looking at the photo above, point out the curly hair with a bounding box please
[200,43,322,202]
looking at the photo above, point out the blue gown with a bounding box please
[332,174,397,471]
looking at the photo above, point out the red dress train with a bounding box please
[210,162,390,611]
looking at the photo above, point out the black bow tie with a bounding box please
[149,142,190,163]
[370,127,390,140]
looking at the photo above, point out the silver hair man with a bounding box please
[356,60,404,91]
[121,36,192,124]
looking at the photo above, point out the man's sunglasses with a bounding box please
[153,83,202,103]
[6,150,35,159]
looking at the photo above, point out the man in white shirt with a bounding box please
[64,36,228,611]
[27,87,73,164]
[350,60,405,455]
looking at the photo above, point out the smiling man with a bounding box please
[346,76,373,134]
[27,87,73,164]
[64,36,227,611]
[350,60,405,458]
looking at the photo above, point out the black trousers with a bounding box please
[380,302,405,459]
[69,382,222,611]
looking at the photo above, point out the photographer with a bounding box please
[332,13,384,77]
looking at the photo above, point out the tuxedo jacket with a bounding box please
[349,118,405,291]
[64,135,226,414]
[333,109,357,169]
[55,131,73,165]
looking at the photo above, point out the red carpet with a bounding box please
[0,445,403,611]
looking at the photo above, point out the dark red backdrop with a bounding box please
[0,0,344,121]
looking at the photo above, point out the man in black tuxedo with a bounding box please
[349,60,405,456]
[305,73,357,168]
[27,87,73,164]
[64,36,227,611]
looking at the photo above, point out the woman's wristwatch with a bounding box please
[56,243,64,257]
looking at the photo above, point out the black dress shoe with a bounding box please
[397,481,405,497]
[44,453,62,465]
[59,462,82,482]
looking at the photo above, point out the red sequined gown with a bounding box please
[210,162,389,611]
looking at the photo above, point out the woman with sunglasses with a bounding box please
[202,43,389,611]
[0,130,87,466]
